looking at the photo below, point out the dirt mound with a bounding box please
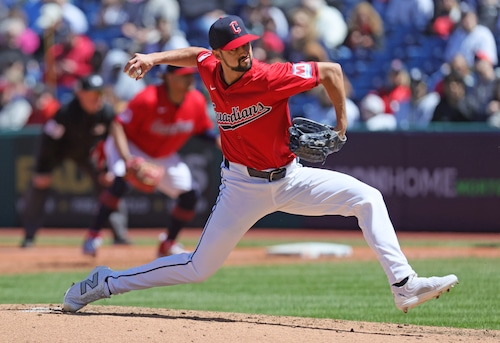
[2,304,498,343]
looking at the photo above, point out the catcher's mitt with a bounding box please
[124,156,164,193]
[288,117,347,164]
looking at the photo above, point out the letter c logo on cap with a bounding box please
[229,20,241,34]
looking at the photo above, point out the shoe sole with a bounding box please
[397,278,459,313]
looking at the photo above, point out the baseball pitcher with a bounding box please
[63,15,458,313]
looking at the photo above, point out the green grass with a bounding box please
[3,231,497,250]
[1,257,498,330]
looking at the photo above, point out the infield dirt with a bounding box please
[1,228,499,342]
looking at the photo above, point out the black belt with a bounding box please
[223,158,286,182]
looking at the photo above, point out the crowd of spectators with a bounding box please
[1,0,500,132]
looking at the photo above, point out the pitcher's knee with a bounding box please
[188,260,219,283]
[191,269,215,283]
[353,185,386,214]
[364,186,384,203]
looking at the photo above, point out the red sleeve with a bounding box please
[265,61,319,99]
[196,50,218,89]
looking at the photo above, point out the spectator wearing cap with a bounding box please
[444,2,498,67]
[19,73,130,248]
[396,68,440,128]
[375,59,412,114]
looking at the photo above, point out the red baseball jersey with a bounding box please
[197,51,319,170]
[118,84,213,158]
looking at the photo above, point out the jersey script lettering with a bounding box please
[216,102,272,130]
[150,120,194,135]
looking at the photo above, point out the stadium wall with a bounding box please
[1,126,499,233]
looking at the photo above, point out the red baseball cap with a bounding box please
[209,15,260,50]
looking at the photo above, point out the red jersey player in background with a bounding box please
[82,65,217,257]
[64,15,457,314]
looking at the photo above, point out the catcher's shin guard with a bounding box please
[90,178,129,234]
[167,189,198,241]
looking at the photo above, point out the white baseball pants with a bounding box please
[107,158,415,294]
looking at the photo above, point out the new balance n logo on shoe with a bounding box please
[63,266,112,312]
[80,271,100,295]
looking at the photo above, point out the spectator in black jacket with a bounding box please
[432,71,471,122]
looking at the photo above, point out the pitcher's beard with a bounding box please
[230,60,252,72]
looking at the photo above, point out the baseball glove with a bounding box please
[288,117,347,164]
[124,156,164,193]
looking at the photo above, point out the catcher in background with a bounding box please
[20,74,130,248]
[64,15,458,314]
[82,65,218,257]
